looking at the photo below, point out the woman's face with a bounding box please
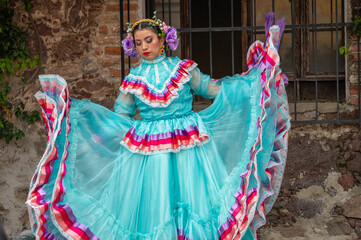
[134,29,164,60]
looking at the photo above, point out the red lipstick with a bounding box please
[143,52,150,56]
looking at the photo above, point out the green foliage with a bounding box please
[0,0,41,144]
[339,14,361,56]
[339,46,351,56]
[353,15,361,37]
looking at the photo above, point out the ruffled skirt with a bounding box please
[27,25,290,240]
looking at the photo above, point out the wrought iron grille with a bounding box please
[120,0,361,124]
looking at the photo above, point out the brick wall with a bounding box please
[347,0,361,106]
[95,0,141,81]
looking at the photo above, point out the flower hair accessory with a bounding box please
[122,11,179,58]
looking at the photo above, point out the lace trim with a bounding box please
[120,133,210,155]
[162,61,171,73]
[125,60,182,93]
[155,64,160,84]
[120,61,198,108]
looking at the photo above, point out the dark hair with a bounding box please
[132,22,162,38]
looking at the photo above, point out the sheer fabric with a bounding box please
[27,25,290,240]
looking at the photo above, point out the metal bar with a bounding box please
[208,0,213,77]
[177,22,353,33]
[231,0,235,75]
[169,0,171,26]
[162,0,165,19]
[127,0,130,70]
[189,0,192,59]
[254,0,256,42]
[250,0,254,42]
[331,0,334,49]
[313,0,319,120]
[291,0,297,121]
[169,0,172,56]
[335,0,339,121]
[357,0,361,123]
[120,0,125,80]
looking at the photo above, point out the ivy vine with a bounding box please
[0,0,42,143]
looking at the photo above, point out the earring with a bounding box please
[160,45,165,55]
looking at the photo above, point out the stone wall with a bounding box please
[259,125,361,239]
[0,0,142,237]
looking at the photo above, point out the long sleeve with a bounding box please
[189,67,221,99]
[114,91,136,117]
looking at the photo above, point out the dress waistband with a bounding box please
[141,111,195,122]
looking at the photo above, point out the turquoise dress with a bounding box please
[26,25,290,239]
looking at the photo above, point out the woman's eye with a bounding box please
[146,38,152,43]
[135,42,141,46]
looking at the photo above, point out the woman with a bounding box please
[26,12,290,240]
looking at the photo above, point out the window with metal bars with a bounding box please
[145,0,346,102]
[121,0,360,123]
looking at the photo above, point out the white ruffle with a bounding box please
[120,133,210,155]
[120,62,198,108]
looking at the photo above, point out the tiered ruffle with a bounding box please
[119,59,197,107]
[121,112,209,154]
[217,25,290,239]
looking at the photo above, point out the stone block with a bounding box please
[349,95,360,105]
[100,15,119,24]
[102,57,120,67]
[347,155,361,173]
[338,194,361,219]
[96,36,120,45]
[350,74,360,84]
[109,68,122,77]
[349,84,360,95]
[273,226,306,238]
[106,4,120,12]
[338,174,355,190]
[94,48,102,56]
[350,63,359,72]
[111,25,120,33]
[286,197,324,219]
[105,47,121,55]
[351,139,361,152]
[326,216,354,236]
[99,25,108,34]
[14,230,35,240]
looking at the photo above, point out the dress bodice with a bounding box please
[116,54,221,154]
[128,55,195,120]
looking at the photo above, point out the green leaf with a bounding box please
[21,62,26,70]
[339,46,351,56]
[339,46,345,55]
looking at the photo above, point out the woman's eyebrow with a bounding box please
[135,36,152,41]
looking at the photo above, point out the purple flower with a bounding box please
[122,36,138,58]
[166,27,178,51]
[128,48,138,58]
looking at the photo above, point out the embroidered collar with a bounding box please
[120,57,197,107]
[142,54,166,64]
